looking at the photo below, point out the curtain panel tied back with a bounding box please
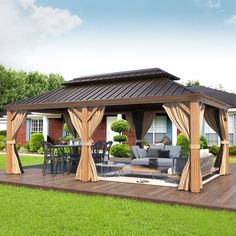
[163,103,205,191]
[68,106,105,182]
[125,111,156,147]
[204,108,229,175]
[7,111,27,174]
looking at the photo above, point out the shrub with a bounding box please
[200,136,208,149]
[229,146,236,156]
[29,133,44,152]
[113,135,128,143]
[65,135,73,141]
[110,144,131,157]
[111,119,129,133]
[37,147,44,154]
[0,135,6,150]
[63,123,71,134]
[0,130,6,136]
[177,134,189,157]
[209,145,220,155]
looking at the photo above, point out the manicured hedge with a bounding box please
[29,133,44,152]
[110,144,131,157]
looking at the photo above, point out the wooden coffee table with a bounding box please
[121,165,169,179]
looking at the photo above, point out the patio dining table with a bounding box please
[49,143,82,174]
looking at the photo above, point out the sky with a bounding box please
[0,0,236,92]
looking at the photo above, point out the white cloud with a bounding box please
[207,0,221,8]
[225,15,236,25]
[0,0,82,43]
[195,0,221,9]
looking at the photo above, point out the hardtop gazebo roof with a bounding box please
[6,68,232,111]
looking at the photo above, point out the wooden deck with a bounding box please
[1,164,236,212]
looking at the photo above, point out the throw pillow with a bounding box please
[158,150,170,158]
[137,148,148,158]
[147,149,160,158]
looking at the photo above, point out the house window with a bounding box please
[204,122,219,146]
[145,116,167,144]
[30,119,43,134]
[229,115,234,146]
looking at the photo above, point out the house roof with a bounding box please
[5,68,231,111]
[188,86,236,108]
[64,68,180,85]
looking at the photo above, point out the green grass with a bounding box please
[0,185,235,236]
[0,154,43,169]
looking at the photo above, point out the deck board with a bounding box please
[1,165,236,211]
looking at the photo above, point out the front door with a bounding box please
[106,116,118,142]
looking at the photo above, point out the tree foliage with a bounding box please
[186,80,200,87]
[0,64,64,111]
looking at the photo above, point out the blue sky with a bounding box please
[0,0,236,91]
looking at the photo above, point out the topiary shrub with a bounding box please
[111,119,129,133]
[29,133,44,152]
[209,145,220,156]
[229,146,236,156]
[113,135,128,143]
[177,133,189,157]
[0,135,6,150]
[200,136,208,149]
[110,144,131,157]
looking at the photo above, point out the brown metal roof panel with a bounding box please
[65,67,180,85]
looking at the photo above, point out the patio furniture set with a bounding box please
[42,140,113,175]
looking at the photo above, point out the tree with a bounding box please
[0,65,64,111]
[185,80,200,87]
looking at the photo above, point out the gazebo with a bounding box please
[5,68,234,193]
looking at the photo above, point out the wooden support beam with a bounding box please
[6,111,13,174]
[190,102,201,193]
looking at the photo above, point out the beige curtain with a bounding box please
[125,111,155,146]
[68,106,105,181]
[63,112,76,137]
[7,111,27,174]
[219,109,229,175]
[163,103,205,191]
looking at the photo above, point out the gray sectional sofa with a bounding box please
[131,144,181,168]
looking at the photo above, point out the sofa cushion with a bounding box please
[149,143,164,150]
[157,158,173,167]
[131,158,150,166]
[164,145,181,158]
[131,146,141,159]
[200,149,210,158]
[137,148,147,158]
[158,150,170,158]
[147,148,160,157]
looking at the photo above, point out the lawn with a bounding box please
[0,154,43,169]
[0,185,235,236]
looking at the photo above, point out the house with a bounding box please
[1,108,235,147]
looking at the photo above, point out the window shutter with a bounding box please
[26,119,31,142]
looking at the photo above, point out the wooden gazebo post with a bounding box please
[190,101,201,193]
[6,111,13,174]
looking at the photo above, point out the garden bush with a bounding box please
[200,136,208,149]
[209,145,220,155]
[29,133,44,152]
[177,134,208,156]
[110,144,131,157]
[113,135,128,143]
[177,134,189,157]
[229,146,236,155]
[0,135,6,150]
[0,130,6,136]
[111,119,129,133]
